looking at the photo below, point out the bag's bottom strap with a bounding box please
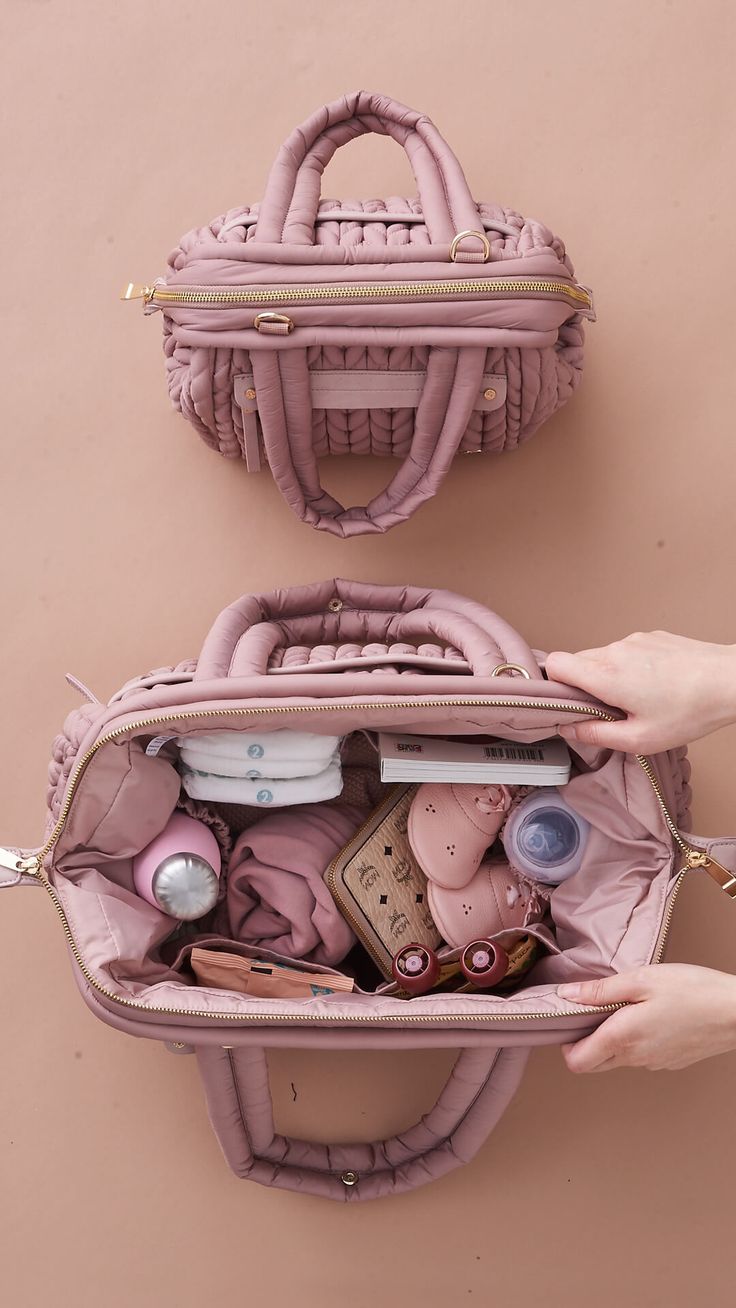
[195,1041,529,1201]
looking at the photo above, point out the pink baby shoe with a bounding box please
[427,857,530,949]
[408,783,512,890]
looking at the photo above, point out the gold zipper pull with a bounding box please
[121,283,155,304]
[685,847,736,897]
[0,847,41,876]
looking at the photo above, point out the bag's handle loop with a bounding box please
[195,579,543,682]
[254,91,487,259]
[224,611,539,680]
[249,346,487,537]
[196,1043,529,1201]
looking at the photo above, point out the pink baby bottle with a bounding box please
[133,812,222,921]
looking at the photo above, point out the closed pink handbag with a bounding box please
[3,579,734,1201]
[125,92,595,536]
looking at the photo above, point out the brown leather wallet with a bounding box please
[324,784,441,980]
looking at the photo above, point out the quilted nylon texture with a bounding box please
[36,580,708,1203]
[164,202,585,461]
[153,94,591,532]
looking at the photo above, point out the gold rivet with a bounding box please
[245,388,256,400]
[341,1170,359,1186]
[484,388,497,401]
[328,598,343,613]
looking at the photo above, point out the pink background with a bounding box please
[1,1,735,1303]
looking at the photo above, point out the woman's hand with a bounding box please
[545,631,736,753]
[558,965,736,1071]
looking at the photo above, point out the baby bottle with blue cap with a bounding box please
[501,789,590,885]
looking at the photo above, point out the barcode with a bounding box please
[482,745,545,762]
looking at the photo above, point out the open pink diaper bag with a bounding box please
[3,579,735,1201]
[125,91,595,535]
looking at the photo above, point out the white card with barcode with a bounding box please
[378,733,571,785]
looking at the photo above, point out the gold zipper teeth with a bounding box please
[36,696,613,866]
[37,864,624,1023]
[634,753,690,854]
[149,278,592,308]
[26,694,688,1027]
[653,870,688,965]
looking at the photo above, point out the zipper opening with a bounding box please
[33,696,616,867]
[17,694,696,1027]
[123,277,593,311]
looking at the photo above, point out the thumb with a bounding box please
[558,970,650,1007]
[558,719,636,751]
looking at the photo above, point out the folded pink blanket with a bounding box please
[226,803,366,966]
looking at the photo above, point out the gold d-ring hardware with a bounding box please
[491,663,532,679]
[449,230,491,262]
[254,311,294,333]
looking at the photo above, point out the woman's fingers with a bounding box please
[558,972,649,1006]
[561,1028,624,1073]
[559,972,654,1072]
[558,720,638,751]
[547,649,645,750]
[545,649,609,693]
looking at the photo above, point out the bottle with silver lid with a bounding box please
[133,812,222,921]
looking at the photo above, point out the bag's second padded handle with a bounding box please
[250,346,488,537]
[196,1043,529,1201]
[254,91,487,257]
[195,579,543,682]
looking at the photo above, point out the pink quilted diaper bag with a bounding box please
[125,91,595,536]
[3,579,734,1202]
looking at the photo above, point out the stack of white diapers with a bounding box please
[177,730,343,807]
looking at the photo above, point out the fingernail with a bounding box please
[558,983,582,999]
[558,727,579,739]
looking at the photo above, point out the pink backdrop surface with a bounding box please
[1,1,735,1303]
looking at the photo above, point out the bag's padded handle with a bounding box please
[195,579,543,682]
[196,1043,529,1201]
[225,611,534,680]
[254,91,486,256]
[250,346,488,537]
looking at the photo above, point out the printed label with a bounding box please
[145,735,177,757]
[482,744,545,762]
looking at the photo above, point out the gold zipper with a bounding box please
[653,869,688,965]
[633,755,735,892]
[7,695,713,1026]
[29,696,611,869]
[0,847,40,875]
[122,278,593,310]
[633,753,691,854]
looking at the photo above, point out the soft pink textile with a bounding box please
[157,92,593,536]
[30,578,705,1203]
[226,802,365,965]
